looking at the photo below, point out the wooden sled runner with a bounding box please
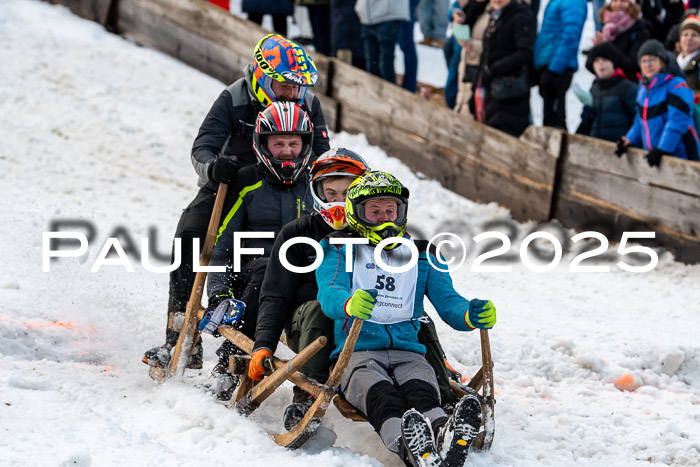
[331,328,495,451]
[216,318,495,451]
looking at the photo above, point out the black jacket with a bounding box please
[191,64,330,192]
[207,165,314,298]
[479,2,534,80]
[470,1,535,136]
[612,19,653,82]
[576,73,637,142]
[253,214,335,353]
[639,0,684,42]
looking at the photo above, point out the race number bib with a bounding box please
[352,243,417,324]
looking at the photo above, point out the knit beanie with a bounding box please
[585,42,623,74]
[637,39,669,64]
[680,15,700,36]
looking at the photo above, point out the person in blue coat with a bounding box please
[617,39,700,166]
[534,0,587,129]
[315,171,496,466]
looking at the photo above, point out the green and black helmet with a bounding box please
[345,171,410,249]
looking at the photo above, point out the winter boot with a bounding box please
[142,343,173,368]
[399,409,442,467]
[436,394,482,467]
[141,337,202,369]
[283,385,315,431]
[210,358,240,402]
[209,340,246,401]
[142,311,202,369]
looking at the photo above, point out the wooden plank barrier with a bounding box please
[47,0,115,26]
[42,0,700,262]
[556,135,700,263]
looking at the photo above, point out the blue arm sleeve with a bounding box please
[658,81,695,153]
[424,251,473,331]
[315,240,353,320]
[625,89,644,148]
[548,2,587,74]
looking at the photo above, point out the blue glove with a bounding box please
[466,299,496,329]
[200,297,246,335]
[344,289,378,320]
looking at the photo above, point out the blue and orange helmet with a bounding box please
[251,34,319,107]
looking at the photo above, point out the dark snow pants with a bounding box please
[285,300,334,384]
[539,68,574,130]
[166,187,216,343]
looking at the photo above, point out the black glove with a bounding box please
[209,155,239,184]
[645,148,666,167]
[539,68,561,90]
[615,138,628,157]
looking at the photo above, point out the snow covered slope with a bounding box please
[1,1,699,466]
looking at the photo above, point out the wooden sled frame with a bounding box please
[212,316,495,451]
[146,182,495,450]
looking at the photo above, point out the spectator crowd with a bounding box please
[236,0,700,166]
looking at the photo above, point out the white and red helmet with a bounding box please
[253,101,313,184]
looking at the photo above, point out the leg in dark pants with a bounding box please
[142,187,214,369]
[286,300,334,383]
[166,188,216,343]
[398,0,420,92]
[362,24,381,77]
[307,5,331,56]
[271,14,288,36]
[376,21,401,84]
[237,257,269,339]
[540,69,574,130]
[331,0,366,69]
[247,13,288,36]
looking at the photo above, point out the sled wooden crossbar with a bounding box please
[192,308,333,401]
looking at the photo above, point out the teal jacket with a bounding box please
[315,237,475,359]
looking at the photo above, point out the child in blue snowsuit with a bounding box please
[617,39,700,166]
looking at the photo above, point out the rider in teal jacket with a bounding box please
[316,234,476,360]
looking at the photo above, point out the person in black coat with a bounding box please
[639,0,684,42]
[577,42,637,142]
[593,1,653,82]
[468,0,535,137]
